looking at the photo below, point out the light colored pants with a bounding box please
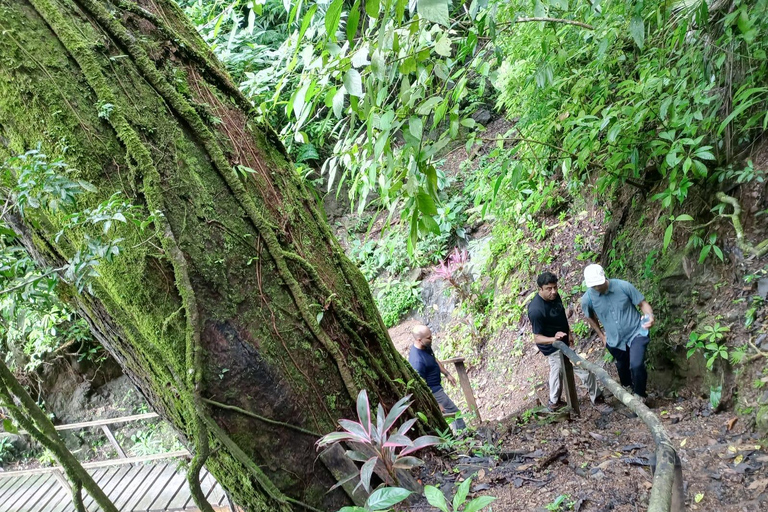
[432,388,466,431]
[547,351,601,404]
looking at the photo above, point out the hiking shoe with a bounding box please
[548,400,567,412]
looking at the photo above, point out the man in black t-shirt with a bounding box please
[528,272,602,411]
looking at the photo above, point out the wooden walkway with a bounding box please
[0,413,233,512]
[0,459,232,511]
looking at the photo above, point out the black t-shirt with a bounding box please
[408,345,442,392]
[527,293,570,356]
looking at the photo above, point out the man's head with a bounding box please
[536,271,559,301]
[584,264,609,293]
[412,324,433,348]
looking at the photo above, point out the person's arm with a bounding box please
[581,298,606,345]
[529,306,567,346]
[533,333,568,345]
[639,300,655,328]
[437,360,457,386]
[583,315,606,344]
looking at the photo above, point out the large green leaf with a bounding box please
[347,0,361,42]
[366,487,412,511]
[366,0,380,19]
[416,192,437,216]
[418,0,451,27]
[424,485,450,512]
[325,0,344,42]
[344,69,364,97]
[629,15,644,49]
[464,495,497,512]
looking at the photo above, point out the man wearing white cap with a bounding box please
[581,264,655,398]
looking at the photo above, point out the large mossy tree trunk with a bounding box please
[0,0,445,509]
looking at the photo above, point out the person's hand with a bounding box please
[643,315,655,329]
[555,331,568,341]
[598,332,607,345]
[446,373,457,387]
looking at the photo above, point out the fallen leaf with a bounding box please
[642,481,653,489]
[477,469,486,481]
[589,432,606,441]
[747,479,768,492]
[726,417,738,431]
[695,493,704,503]
[680,439,687,447]
[734,454,744,465]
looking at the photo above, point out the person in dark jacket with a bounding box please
[408,324,466,430]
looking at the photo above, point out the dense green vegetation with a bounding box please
[1,0,767,509]
[180,0,767,343]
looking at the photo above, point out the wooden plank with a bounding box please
[36,480,70,512]
[16,473,57,512]
[80,467,109,511]
[108,464,147,509]
[0,473,34,509]
[4,473,45,512]
[122,463,166,511]
[100,425,127,458]
[1,413,160,437]
[0,450,190,478]
[148,463,188,511]
[0,474,20,501]
[133,463,175,510]
[165,466,194,511]
[95,466,132,507]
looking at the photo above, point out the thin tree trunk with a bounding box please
[0,0,445,509]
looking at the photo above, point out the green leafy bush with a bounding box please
[375,280,422,328]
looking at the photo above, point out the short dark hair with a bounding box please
[536,272,558,288]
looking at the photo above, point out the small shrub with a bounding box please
[317,390,440,494]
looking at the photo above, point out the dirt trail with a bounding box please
[414,387,767,511]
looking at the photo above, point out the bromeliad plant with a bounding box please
[317,390,440,494]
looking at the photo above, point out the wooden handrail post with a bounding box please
[559,351,580,416]
[442,357,481,422]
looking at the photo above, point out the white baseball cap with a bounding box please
[584,264,606,287]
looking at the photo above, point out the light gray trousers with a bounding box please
[547,351,601,404]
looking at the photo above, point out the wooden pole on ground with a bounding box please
[443,357,481,422]
[553,341,683,512]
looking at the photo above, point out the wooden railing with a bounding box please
[553,340,684,512]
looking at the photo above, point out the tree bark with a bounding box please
[0,1,445,510]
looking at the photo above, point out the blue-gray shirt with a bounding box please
[581,279,645,350]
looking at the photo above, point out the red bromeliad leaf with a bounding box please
[382,433,414,448]
[356,389,372,437]
[345,450,369,462]
[396,417,417,436]
[393,455,424,470]
[357,456,377,493]
[383,395,412,433]
[400,435,440,456]
[338,419,372,443]
[317,431,356,447]
[374,403,386,443]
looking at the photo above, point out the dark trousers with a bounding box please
[607,335,650,397]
